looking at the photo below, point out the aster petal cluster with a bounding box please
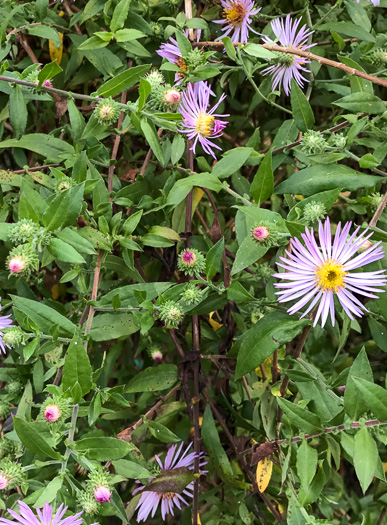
[274,218,387,328]
[0,299,14,355]
[214,0,261,43]
[179,81,229,158]
[157,36,187,85]
[134,442,207,522]
[262,15,316,96]
[0,501,85,525]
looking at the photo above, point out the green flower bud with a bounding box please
[6,243,39,278]
[158,301,184,329]
[181,284,204,305]
[5,381,23,396]
[8,219,38,244]
[78,491,101,515]
[0,461,25,490]
[95,98,120,125]
[148,345,163,363]
[187,49,205,68]
[177,249,206,276]
[144,70,165,91]
[0,439,18,460]
[40,395,71,424]
[302,201,327,224]
[369,192,383,212]
[331,133,347,149]
[55,177,76,193]
[87,468,112,503]
[0,402,11,420]
[301,130,327,154]
[2,327,26,348]
[151,23,163,36]
[368,48,387,67]
[255,262,273,280]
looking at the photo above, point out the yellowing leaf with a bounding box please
[209,311,222,332]
[192,188,204,216]
[49,33,63,65]
[51,283,60,300]
[256,456,273,492]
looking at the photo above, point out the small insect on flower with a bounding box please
[0,298,14,355]
[133,442,207,522]
[273,218,387,328]
[179,82,229,158]
[262,15,316,96]
[214,0,261,43]
[0,501,87,525]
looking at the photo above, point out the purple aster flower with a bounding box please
[262,15,316,96]
[357,0,380,5]
[214,0,261,43]
[0,501,86,525]
[133,442,207,522]
[178,81,229,158]
[273,218,387,328]
[0,298,14,354]
[156,30,201,84]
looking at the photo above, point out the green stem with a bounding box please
[61,404,79,474]
[223,184,252,206]
[344,149,386,176]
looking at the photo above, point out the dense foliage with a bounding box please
[0,0,387,524]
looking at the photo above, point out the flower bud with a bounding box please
[177,249,206,276]
[370,192,383,212]
[252,226,270,242]
[256,262,273,280]
[8,256,26,274]
[43,80,52,87]
[302,201,327,224]
[5,381,23,395]
[0,402,11,420]
[149,346,163,363]
[0,472,9,490]
[338,385,346,393]
[0,439,18,460]
[78,491,100,515]
[151,23,163,36]
[2,327,26,348]
[145,70,165,91]
[181,284,204,305]
[0,462,25,490]
[331,133,347,149]
[95,98,120,125]
[8,219,38,244]
[158,301,184,329]
[163,88,180,107]
[44,404,61,423]
[94,485,111,503]
[56,178,75,193]
[301,130,327,154]
[6,244,39,278]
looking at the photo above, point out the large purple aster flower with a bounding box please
[262,14,316,96]
[133,442,207,522]
[178,81,229,158]
[0,501,86,525]
[273,218,387,328]
[213,0,261,43]
[0,298,14,354]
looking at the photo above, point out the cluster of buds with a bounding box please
[302,201,327,224]
[158,300,184,329]
[301,130,327,154]
[6,244,39,277]
[40,395,71,424]
[177,249,206,276]
[251,222,287,248]
[181,283,205,305]
[86,469,112,504]
[95,98,120,125]
[148,345,163,363]
[2,326,28,349]
[8,220,52,253]
[0,461,25,491]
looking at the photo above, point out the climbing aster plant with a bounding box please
[0,0,387,524]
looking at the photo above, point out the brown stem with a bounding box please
[84,250,103,336]
[271,349,279,384]
[19,35,39,64]
[62,0,82,35]
[377,509,386,525]
[196,42,387,89]
[370,191,387,228]
[169,329,185,358]
[108,85,129,195]
[279,323,312,398]
[11,164,61,174]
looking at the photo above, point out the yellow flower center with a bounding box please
[195,113,215,137]
[315,260,347,292]
[224,1,246,27]
[161,492,175,501]
[175,57,188,72]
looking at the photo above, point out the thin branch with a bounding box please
[195,42,387,89]
[83,250,103,336]
[108,80,130,195]
[370,192,387,228]
[279,323,312,397]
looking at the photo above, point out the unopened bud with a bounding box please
[177,249,206,276]
[0,472,9,490]
[253,226,270,242]
[95,98,120,125]
[94,485,111,503]
[163,88,180,106]
[158,301,184,329]
[302,201,327,224]
[44,404,61,423]
[43,80,52,88]
[8,256,26,274]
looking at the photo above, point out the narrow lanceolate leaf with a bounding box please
[256,457,273,492]
[62,337,93,399]
[354,426,379,493]
[250,150,274,206]
[96,64,150,97]
[13,417,61,459]
[9,85,27,139]
[290,78,315,132]
[141,118,164,165]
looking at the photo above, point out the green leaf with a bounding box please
[38,61,62,85]
[28,25,61,47]
[146,420,181,443]
[110,0,131,33]
[171,134,185,165]
[290,79,315,132]
[175,30,192,56]
[115,28,146,42]
[354,426,379,493]
[9,85,27,139]
[250,150,273,205]
[141,118,164,165]
[13,417,61,459]
[34,477,63,507]
[67,99,86,142]
[96,64,150,97]
[318,21,376,43]
[277,398,322,434]
[206,237,224,279]
[56,228,96,255]
[122,210,143,235]
[75,437,133,461]
[344,348,373,420]
[112,459,152,479]
[275,164,386,197]
[62,337,93,401]
[11,295,76,336]
[212,148,253,179]
[202,405,234,481]
[78,36,110,50]
[90,313,140,341]
[298,465,326,505]
[48,238,86,264]
[235,312,311,378]
[35,0,48,20]
[0,134,74,162]
[297,440,318,488]
[126,364,178,393]
[138,78,151,111]
[359,153,379,169]
[350,377,387,421]
[222,36,236,61]
[334,93,385,114]
[167,173,223,207]
[242,44,277,59]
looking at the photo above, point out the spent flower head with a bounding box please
[214,0,261,43]
[262,15,316,96]
[273,217,387,327]
[179,81,229,158]
[158,301,184,329]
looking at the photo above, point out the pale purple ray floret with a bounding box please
[178,81,229,158]
[273,217,387,328]
[262,14,316,96]
[357,0,380,5]
[156,36,187,84]
[133,442,207,522]
[213,0,261,43]
[0,501,87,525]
[0,298,14,354]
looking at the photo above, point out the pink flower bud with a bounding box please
[338,385,346,393]
[151,349,163,363]
[43,80,52,87]
[8,256,26,274]
[163,89,180,105]
[44,404,61,422]
[253,226,270,242]
[94,485,111,503]
[181,250,197,266]
[0,472,9,490]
